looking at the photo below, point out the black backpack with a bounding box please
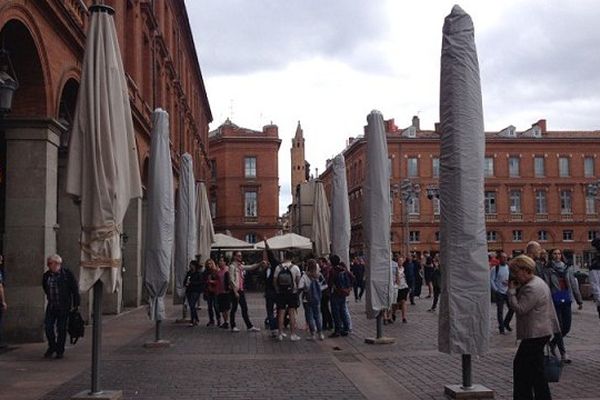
[68,310,85,344]
[277,266,294,292]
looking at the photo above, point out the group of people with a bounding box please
[491,240,600,400]
[183,238,358,341]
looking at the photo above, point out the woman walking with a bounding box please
[298,259,327,340]
[202,259,221,327]
[184,260,204,326]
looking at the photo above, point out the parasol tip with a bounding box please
[450,4,466,16]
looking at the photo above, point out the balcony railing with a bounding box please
[561,213,573,221]
[485,213,497,221]
[535,213,548,221]
[510,213,523,221]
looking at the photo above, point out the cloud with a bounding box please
[187,0,388,76]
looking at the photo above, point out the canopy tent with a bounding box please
[311,180,331,257]
[255,232,312,250]
[211,233,254,250]
[143,108,174,322]
[438,5,490,355]
[330,154,351,267]
[195,182,215,264]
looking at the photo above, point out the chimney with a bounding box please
[533,119,547,134]
[384,118,397,133]
[412,115,420,130]
[434,122,441,134]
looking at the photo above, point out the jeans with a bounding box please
[353,280,365,300]
[230,291,253,329]
[321,290,333,330]
[431,286,441,309]
[265,292,278,331]
[186,291,201,323]
[330,296,350,334]
[304,301,323,333]
[205,293,220,324]
[550,302,572,355]
[496,293,515,331]
[513,336,552,400]
[44,307,69,355]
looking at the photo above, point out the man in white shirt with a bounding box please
[490,252,514,334]
[273,251,302,341]
[228,251,262,333]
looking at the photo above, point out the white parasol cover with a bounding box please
[66,7,142,293]
[195,182,215,265]
[255,233,312,250]
[330,154,351,267]
[174,153,196,299]
[363,110,394,319]
[144,109,175,321]
[438,5,490,355]
[311,181,331,257]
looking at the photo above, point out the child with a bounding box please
[298,259,327,340]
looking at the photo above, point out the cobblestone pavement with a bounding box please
[2,292,599,400]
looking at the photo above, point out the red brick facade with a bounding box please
[320,116,600,267]
[209,119,281,243]
[0,0,212,182]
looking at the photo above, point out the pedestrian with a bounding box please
[490,252,514,334]
[507,254,560,400]
[543,249,583,363]
[350,256,365,302]
[0,255,6,348]
[215,256,232,329]
[273,251,302,341]
[228,251,262,333]
[184,260,203,326]
[202,258,220,327]
[589,238,600,319]
[403,254,417,305]
[328,254,354,337]
[428,256,442,313]
[394,257,409,323]
[526,241,544,277]
[423,251,434,298]
[261,236,280,337]
[413,253,424,298]
[42,254,80,359]
[318,257,334,331]
[298,259,327,340]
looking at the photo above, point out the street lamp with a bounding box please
[0,48,19,115]
[399,179,420,257]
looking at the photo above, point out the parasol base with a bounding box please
[444,384,494,399]
[364,336,395,345]
[72,390,123,400]
[143,340,171,348]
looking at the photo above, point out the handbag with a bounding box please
[543,345,562,383]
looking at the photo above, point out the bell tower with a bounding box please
[290,121,306,197]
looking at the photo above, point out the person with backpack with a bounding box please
[490,252,514,334]
[273,251,302,341]
[327,254,354,337]
[318,257,334,331]
[261,236,280,337]
[184,260,204,327]
[42,254,80,359]
[543,249,583,364]
[298,259,327,340]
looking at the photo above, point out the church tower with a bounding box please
[290,121,306,197]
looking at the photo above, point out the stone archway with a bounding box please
[0,19,57,342]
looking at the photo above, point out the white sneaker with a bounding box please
[231,327,240,332]
[290,334,301,342]
[277,334,284,342]
[306,334,315,341]
[280,332,288,338]
[248,326,261,332]
[318,333,325,341]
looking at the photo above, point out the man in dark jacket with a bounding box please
[42,254,80,359]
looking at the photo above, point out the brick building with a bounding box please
[208,119,281,243]
[0,0,211,341]
[319,116,600,267]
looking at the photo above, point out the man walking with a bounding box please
[328,254,354,337]
[350,256,365,302]
[42,254,80,359]
[526,241,544,277]
[273,251,302,341]
[490,252,514,334]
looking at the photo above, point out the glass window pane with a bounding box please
[560,190,572,213]
[559,157,569,177]
[432,158,440,177]
[534,157,544,177]
[509,157,520,177]
[585,157,594,177]
[510,190,521,213]
[245,191,257,217]
[484,157,494,177]
[535,190,547,214]
[244,157,256,178]
[407,158,418,177]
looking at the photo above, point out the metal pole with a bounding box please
[461,353,472,389]
[376,313,383,339]
[91,280,103,395]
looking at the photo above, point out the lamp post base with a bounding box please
[364,336,395,345]
[444,384,494,399]
[72,390,123,400]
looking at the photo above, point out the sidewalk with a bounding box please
[1,293,599,400]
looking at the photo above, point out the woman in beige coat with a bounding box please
[507,255,560,400]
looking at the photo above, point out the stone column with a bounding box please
[2,118,61,342]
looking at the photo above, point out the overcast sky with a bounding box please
[186,0,600,215]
